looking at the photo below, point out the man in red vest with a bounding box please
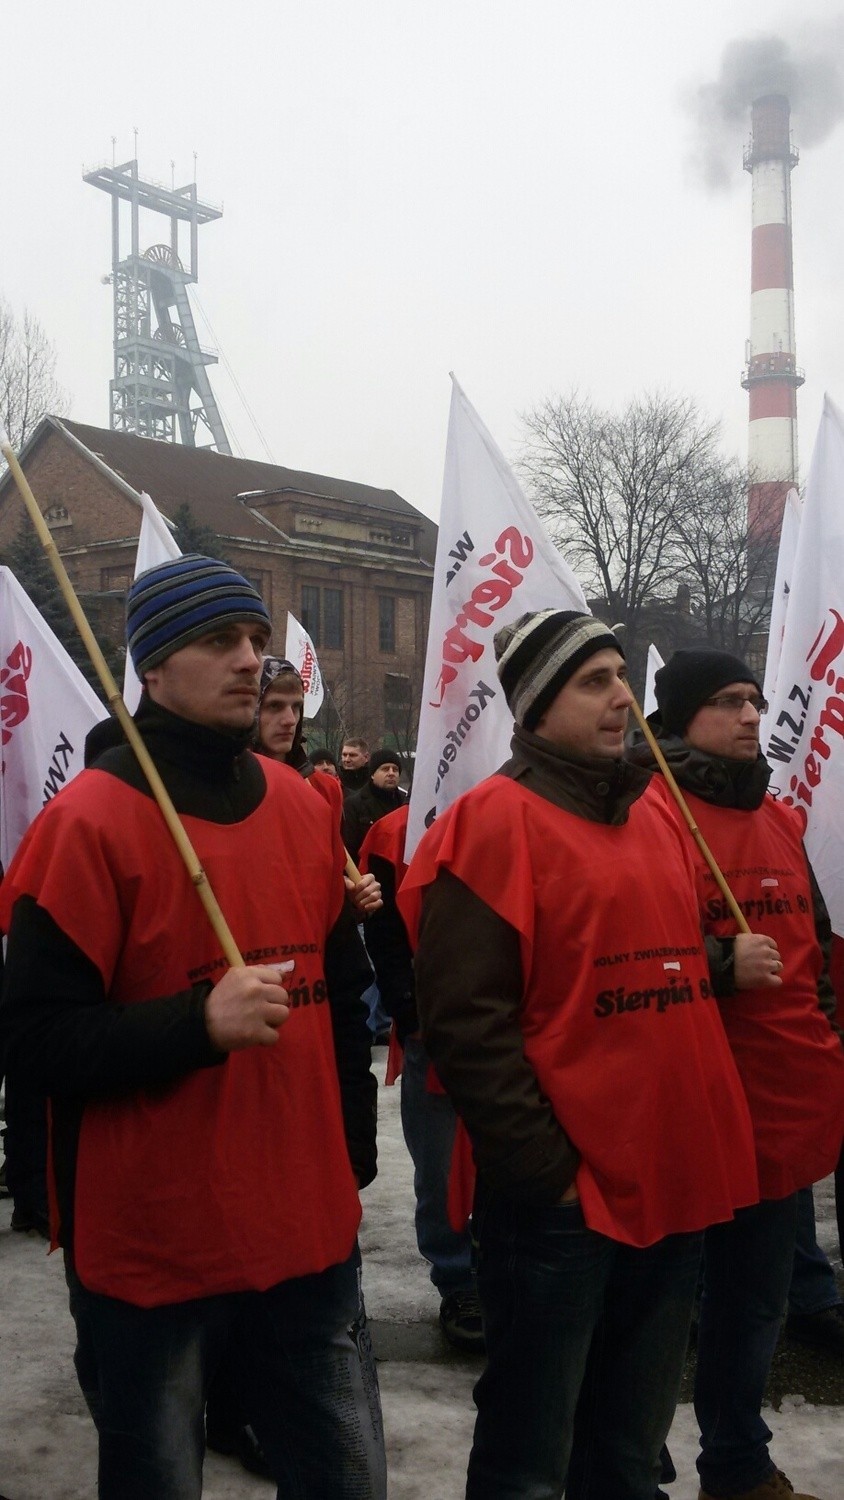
[639,648,844,1500]
[401,610,766,1500]
[0,555,386,1500]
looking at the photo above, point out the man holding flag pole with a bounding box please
[0,547,386,1500]
[396,382,780,1499]
[631,647,844,1500]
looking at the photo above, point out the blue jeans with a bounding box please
[358,927,391,1036]
[695,1195,798,1495]
[788,1184,842,1315]
[67,1245,386,1500]
[400,1035,474,1294]
[466,1191,702,1500]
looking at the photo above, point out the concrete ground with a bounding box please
[1,1055,841,1499]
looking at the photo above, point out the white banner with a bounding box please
[406,377,587,858]
[0,567,102,868]
[285,613,325,716]
[122,492,182,713]
[643,643,665,719]
[766,396,844,934]
[761,487,801,733]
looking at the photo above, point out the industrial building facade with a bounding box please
[0,416,436,749]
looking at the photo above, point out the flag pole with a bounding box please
[627,695,751,935]
[0,429,244,967]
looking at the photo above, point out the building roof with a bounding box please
[1,417,435,555]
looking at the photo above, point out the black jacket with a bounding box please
[342,779,407,865]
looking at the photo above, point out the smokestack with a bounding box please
[741,93,803,545]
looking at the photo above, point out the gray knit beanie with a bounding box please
[494,611,623,730]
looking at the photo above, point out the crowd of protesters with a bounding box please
[0,557,842,1500]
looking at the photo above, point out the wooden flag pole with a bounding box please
[627,694,751,935]
[0,429,245,967]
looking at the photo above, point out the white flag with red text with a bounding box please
[765,396,844,933]
[285,613,325,716]
[406,377,587,858]
[122,492,182,713]
[644,643,665,719]
[761,487,801,730]
[0,566,102,869]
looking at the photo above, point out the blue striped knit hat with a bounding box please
[126,555,271,678]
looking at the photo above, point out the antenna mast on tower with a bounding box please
[84,157,231,454]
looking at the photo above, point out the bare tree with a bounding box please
[520,390,774,684]
[671,457,778,662]
[0,299,68,451]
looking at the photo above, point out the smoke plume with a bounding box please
[689,19,844,188]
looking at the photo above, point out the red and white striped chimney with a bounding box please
[741,93,803,544]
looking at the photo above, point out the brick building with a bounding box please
[0,416,436,748]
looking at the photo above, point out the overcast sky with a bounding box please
[4,1,844,522]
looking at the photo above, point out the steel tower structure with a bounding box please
[84,158,231,453]
[741,94,803,545]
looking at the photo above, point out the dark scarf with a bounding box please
[498,724,652,825]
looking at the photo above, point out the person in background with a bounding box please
[342,751,407,868]
[310,748,340,778]
[360,802,483,1352]
[339,737,371,798]
[634,647,844,1500]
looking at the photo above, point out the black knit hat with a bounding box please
[370,747,402,774]
[494,611,623,731]
[655,649,761,736]
[127,555,270,678]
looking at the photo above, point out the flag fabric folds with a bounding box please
[765,396,844,935]
[406,377,587,858]
[761,487,801,729]
[122,492,182,713]
[643,643,665,719]
[0,566,102,869]
[285,613,325,716]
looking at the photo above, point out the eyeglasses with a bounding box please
[702,693,768,716]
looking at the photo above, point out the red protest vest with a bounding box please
[1,760,361,1306]
[681,791,844,1198]
[359,803,409,883]
[401,775,759,1248]
[307,766,345,826]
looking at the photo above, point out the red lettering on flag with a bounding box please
[0,640,33,745]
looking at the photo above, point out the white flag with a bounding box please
[766,396,844,934]
[122,492,182,713]
[761,487,801,736]
[285,613,325,716]
[643,644,665,719]
[0,567,102,869]
[406,377,587,858]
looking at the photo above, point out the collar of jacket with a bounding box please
[498,724,651,825]
[85,694,256,781]
[626,723,771,810]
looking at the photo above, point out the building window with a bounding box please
[242,572,271,615]
[323,588,344,650]
[300,586,343,649]
[301,585,321,645]
[378,595,396,653]
[45,504,72,529]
